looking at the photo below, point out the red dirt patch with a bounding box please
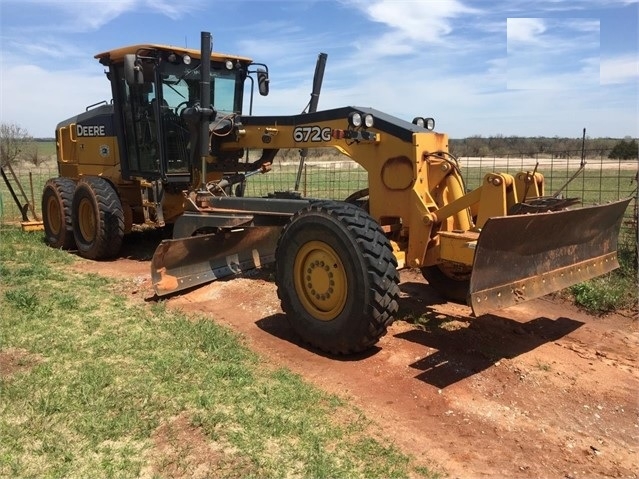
[0,348,41,379]
[140,412,255,479]
[73,247,639,479]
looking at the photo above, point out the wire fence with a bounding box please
[2,151,637,260]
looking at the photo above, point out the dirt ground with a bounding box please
[74,233,639,479]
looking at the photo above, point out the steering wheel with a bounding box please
[175,101,189,117]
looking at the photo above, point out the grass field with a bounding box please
[0,227,437,478]
[243,160,637,205]
[26,140,57,157]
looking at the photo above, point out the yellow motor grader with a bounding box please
[43,32,630,354]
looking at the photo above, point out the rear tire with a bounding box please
[275,201,399,355]
[72,177,124,260]
[42,177,76,250]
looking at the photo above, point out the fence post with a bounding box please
[303,164,307,197]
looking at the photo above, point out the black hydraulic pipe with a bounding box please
[309,53,327,114]
[199,31,212,190]
[295,53,327,191]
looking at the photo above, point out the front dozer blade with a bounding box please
[151,226,282,296]
[469,198,631,316]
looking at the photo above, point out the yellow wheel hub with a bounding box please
[78,198,96,242]
[294,240,347,321]
[46,196,61,235]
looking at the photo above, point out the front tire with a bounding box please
[72,177,124,260]
[275,201,399,355]
[42,177,76,250]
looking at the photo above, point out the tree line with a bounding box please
[448,135,637,159]
[275,135,637,161]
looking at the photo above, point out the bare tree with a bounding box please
[23,143,43,167]
[0,122,32,167]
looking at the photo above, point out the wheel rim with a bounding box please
[293,240,348,321]
[46,195,61,235]
[78,197,96,243]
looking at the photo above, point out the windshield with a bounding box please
[156,60,242,114]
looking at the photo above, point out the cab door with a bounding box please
[118,77,163,179]
[56,124,79,178]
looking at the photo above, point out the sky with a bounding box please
[0,0,637,139]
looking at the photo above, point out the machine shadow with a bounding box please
[397,280,584,389]
[119,227,173,261]
[66,226,171,263]
[254,313,382,362]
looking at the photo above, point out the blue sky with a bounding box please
[1,0,637,139]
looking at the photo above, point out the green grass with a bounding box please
[25,140,57,157]
[569,235,638,314]
[0,226,438,479]
[244,162,368,200]
[570,275,636,314]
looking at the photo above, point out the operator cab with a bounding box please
[96,44,264,187]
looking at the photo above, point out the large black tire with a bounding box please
[421,265,470,304]
[72,177,124,260]
[275,201,400,355]
[42,177,76,250]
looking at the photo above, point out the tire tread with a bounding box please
[42,177,76,250]
[276,200,400,354]
[72,177,124,259]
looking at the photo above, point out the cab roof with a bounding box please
[95,44,253,64]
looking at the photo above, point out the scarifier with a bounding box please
[43,32,630,354]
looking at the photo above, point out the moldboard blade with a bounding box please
[151,226,281,296]
[469,198,631,316]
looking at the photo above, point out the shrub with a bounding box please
[608,139,638,160]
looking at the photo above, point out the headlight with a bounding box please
[363,113,374,128]
[225,60,234,70]
[348,112,362,128]
[182,54,191,65]
[348,112,374,128]
[412,117,435,131]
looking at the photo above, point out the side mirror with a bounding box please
[257,68,269,96]
[124,54,144,85]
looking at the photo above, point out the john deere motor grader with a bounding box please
[43,32,630,355]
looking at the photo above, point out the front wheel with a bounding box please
[72,177,124,260]
[275,201,400,355]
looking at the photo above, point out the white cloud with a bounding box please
[5,0,205,32]
[566,18,600,33]
[9,0,138,32]
[345,0,479,44]
[0,64,108,137]
[507,18,546,44]
[601,53,639,84]
[2,37,89,61]
[144,0,199,17]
